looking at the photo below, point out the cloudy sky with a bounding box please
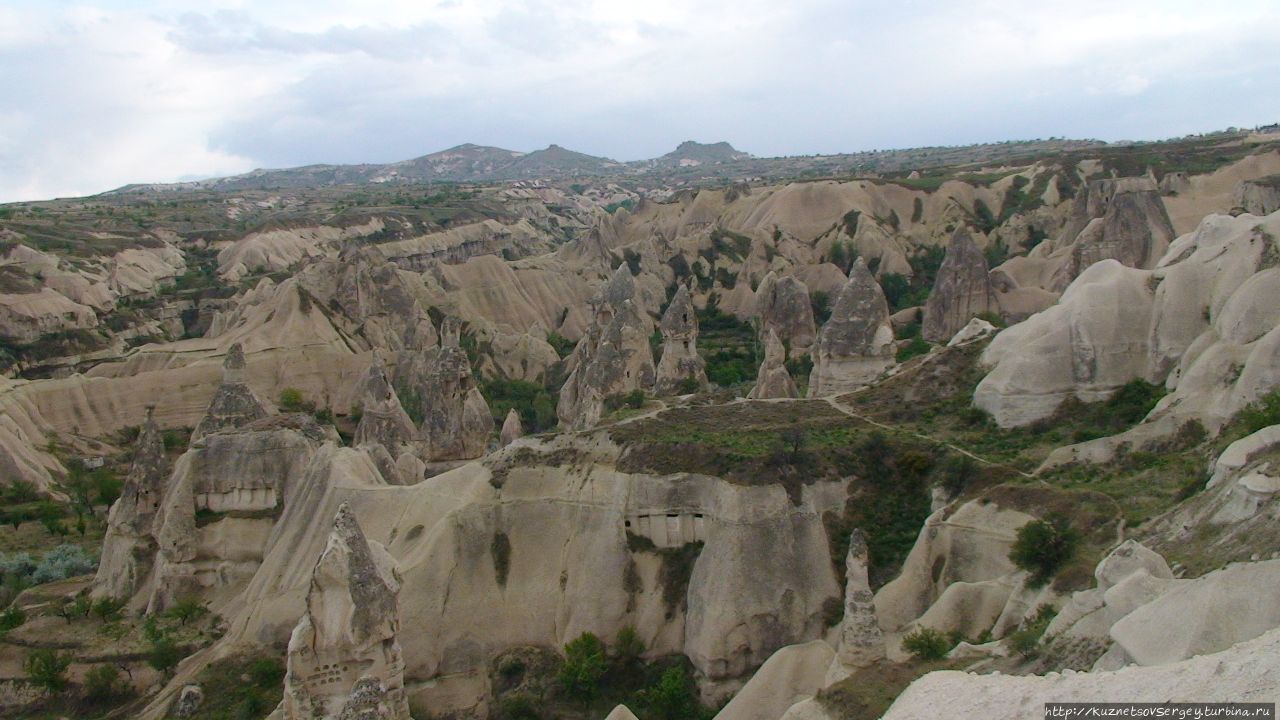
[1,0,1277,201]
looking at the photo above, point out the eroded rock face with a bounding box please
[191,343,268,441]
[1234,177,1280,216]
[655,285,707,395]
[557,268,656,429]
[499,409,523,448]
[922,228,997,343]
[281,504,409,720]
[755,272,816,356]
[748,329,798,400]
[353,357,418,456]
[836,530,884,668]
[397,320,493,461]
[808,259,894,395]
[1053,177,1175,289]
[94,405,168,599]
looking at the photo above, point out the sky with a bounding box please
[1,0,1278,202]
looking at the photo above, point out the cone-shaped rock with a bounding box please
[808,258,895,395]
[500,408,523,447]
[400,319,494,462]
[748,329,798,399]
[281,503,409,720]
[354,356,418,455]
[1053,177,1175,289]
[754,272,817,356]
[922,228,998,343]
[192,343,268,441]
[655,285,707,395]
[94,405,168,599]
[836,530,884,668]
[557,299,655,430]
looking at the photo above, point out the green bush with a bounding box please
[483,377,559,433]
[1237,389,1280,435]
[639,667,699,720]
[0,605,25,633]
[147,634,183,674]
[1010,515,1080,586]
[164,597,208,626]
[1105,379,1166,425]
[558,632,607,702]
[896,337,931,363]
[91,596,126,623]
[248,657,285,689]
[83,663,127,702]
[24,648,71,692]
[1007,604,1057,656]
[278,387,306,412]
[901,627,951,661]
[615,626,645,664]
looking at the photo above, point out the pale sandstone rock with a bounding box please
[499,409,523,448]
[655,285,707,395]
[713,641,835,720]
[191,343,268,441]
[1052,177,1175,289]
[945,318,997,347]
[835,530,883,668]
[0,287,97,343]
[748,329,799,399]
[397,320,493,461]
[754,272,816,356]
[922,228,997,343]
[280,503,409,720]
[1234,176,1280,216]
[603,706,641,720]
[94,405,168,600]
[808,259,894,396]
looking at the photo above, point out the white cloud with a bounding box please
[1,0,1278,201]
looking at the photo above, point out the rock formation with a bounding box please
[835,531,884,668]
[808,258,894,395]
[1234,176,1280,216]
[655,285,707,395]
[353,356,418,455]
[499,408,523,447]
[94,405,167,599]
[557,267,656,429]
[398,319,493,461]
[922,228,998,343]
[748,329,799,399]
[754,272,816,357]
[1051,177,1175,289]
[191,343,268,441]
[280,504,409,720]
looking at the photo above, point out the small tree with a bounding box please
[92,596,126,623]
[165,598,208,626]
[83,664,127,702]
[558,632,607,703]
[24,648,72,692]
[614,626,645,665]
[147,634,182,675]
[639,667,698,720]
[278,387,306,412]
[1010,515,1080,587]
[901,627,950,661]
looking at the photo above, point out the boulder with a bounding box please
[1094,540,1173,593]
[748,329,799,400]
[172,684,204,718]
[280,504,410,720]
[655,285,708,395]
[922,228,997,343]
[946,318,997,347]
[755,272,816,356]
[191,343,268,441]
[808,259,894,396]
[94,405,168,600]
[713,641,835,720]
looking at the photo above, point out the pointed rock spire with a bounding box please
[500,408,524,447]
[281,503,409,720]
[397,319,493,461]
[354,357,417,454]
[754,272,817,357]
[809,258,895,395]
[93,404,168,599]
[836,530,884,668]
[748,329,798,399]
[922,228,998,343]
[192,342,268,441]
[557,297,655,430]
[656,285,707,395]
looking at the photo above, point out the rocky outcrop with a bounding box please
[978,210,1280,430]
[748,329,799,400]
[399,321,493,461]
[499,409,523,447]
[353,357,418,456]
[1233,176,1280,216]
[655,285,707,395]
[0,287,98,344]
[835,531,884,669]
[280,504,409,720]
[557,267,656,429]
[922,228,997,343]
[713,641,835,720]
[191,344,268,441]
[94,405,168,600]
[1052,177,1175,289]
[754,272,816,357]
[808,259,894,395]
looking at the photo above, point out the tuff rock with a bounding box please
[655,284,707,395]
[754,272,817,357]
[808,258,895,395]
[748,329,799,399]
[191,343,268,441]
[94,404,168,599]
[922,228,998,343]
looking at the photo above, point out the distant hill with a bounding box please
[653,140,751,167]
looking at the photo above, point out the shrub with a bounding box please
[623,389,645,409]
[491,532,512,587]
[31,544,96,584]
[83,664,127,702]
[92,596,126,623]
[1010,515,1080,586]
[1237,389,1280,435]
[896,337,931,363]
[546,332,575,358]
[0,605,26,633]
[147,634,183,675]
[615,625,645,663]
[164,597,208,626]
[278,388,306,412]
[558,632,607,702]
[24,648,72,692]
[1007,604,1057,656]
[639,667,699,720]
[1105,379,1166,425]
[676,376,702,395]
[901,627,950,661]
[248,657,284,689]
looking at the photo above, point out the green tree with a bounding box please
[1010,515,1080,586]
[24,648,72,692]
[901,627,950,661]
[164,597,208,626]
[83,664,127,702]
[147,634,183,675]
[639,667,699,720]
[278,387,306,412]
[558,632,607,702]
